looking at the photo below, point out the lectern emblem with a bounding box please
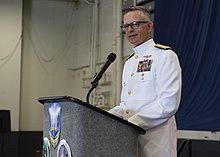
[43,137,51,157]
[49,102,61,148]
[57,139,72,157]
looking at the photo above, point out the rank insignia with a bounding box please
[137,59,153,72]
[43,137,51,157]
[143,55,152,58]
[57,139,72,157]
[49,102,61,149]
[154,43,171,50]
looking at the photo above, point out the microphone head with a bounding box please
[107,53,117,62]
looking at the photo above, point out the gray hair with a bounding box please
[122,6,151,21]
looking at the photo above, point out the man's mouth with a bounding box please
[128,34,137,38]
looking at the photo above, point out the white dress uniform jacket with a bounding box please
[109,39,182,157]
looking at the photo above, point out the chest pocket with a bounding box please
[132,72,155,101]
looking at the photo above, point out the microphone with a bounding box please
[91,53,117,88]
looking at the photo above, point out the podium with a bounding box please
[38,96,145,157]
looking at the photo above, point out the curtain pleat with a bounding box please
[154,0,220,131]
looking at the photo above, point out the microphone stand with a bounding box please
[86,79,98,104]
[86,52,116,104]
[86,87,95,104]
[86,86,95,104]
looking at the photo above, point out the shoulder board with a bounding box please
[154,43,172,50]
[126,52,135,61]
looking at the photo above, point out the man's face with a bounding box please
[123,11,153,47]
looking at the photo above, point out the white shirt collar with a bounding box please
[133,38,154,55]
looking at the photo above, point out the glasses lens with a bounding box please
[121,26,125,31]
[130,22,139,28]
[121,24,127,31]
[121,21,148,31]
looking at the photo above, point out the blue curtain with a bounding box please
[154,0,220,131]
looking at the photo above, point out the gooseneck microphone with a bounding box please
[86,53,117,103]
[91,53,116,88]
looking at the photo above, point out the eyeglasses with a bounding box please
[121,21,149,31]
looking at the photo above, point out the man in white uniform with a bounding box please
[109,6,182,157]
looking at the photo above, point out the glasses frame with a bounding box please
[121,21,149,32]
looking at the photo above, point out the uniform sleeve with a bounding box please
[108,103,124,118]
[128,50,182,130]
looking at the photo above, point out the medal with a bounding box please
[137,59,153,72]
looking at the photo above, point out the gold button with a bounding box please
[135,55,138,59]
[141,73,144,76]
[125,109,129,114]
[141,78,144,80]
[128,90,132,95]
[131,72,134,76]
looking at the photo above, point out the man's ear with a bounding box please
[148,21,154,33]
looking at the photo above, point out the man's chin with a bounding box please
[129,40,140,47]
[128,39,138,45]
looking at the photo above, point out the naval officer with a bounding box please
[109,6,182,157]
